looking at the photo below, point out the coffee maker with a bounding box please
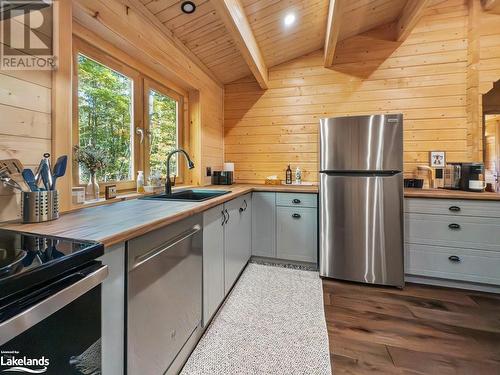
[460,163,485,191]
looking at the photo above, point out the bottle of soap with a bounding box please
[295,166,302,185]
[285,165,292,184]
[137,171,145,193]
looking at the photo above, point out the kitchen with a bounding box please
[0,0,500,374]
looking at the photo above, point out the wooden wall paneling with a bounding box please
[224,1,471,183]
[338,0,407,41]
[211,0,269,89]
[395,0,431,41]
[0,11,54,221]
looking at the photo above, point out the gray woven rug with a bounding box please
[181,263,332,375]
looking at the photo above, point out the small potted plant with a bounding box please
[73,145,108,201]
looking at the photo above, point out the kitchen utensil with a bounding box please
[0,159,23,174]
[42,153,53,189]
[40,163,51,191]
[22,169,39,191]
[9,172,31,192]
[51,155,67,190]
[0,178,23,191]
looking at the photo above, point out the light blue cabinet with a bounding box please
[252,192,276,258]
[276,206,318,263]
[224,194,252,294]
[202,204,225,326]
[251,192,318,264]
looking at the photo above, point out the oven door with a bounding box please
[0,263,108,374]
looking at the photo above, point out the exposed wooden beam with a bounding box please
[211,0,268,89]
[324,0,343,67]
[395,0,430,42]
[481,0,500,13]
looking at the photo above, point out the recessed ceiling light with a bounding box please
[181,1,196,14]
[284,13,296,26]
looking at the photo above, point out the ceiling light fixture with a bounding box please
[284,12,296,26]
[181,1,196,14]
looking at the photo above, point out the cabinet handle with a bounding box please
[292,213,301,219]
[225,209,230,224]
[221,210,225,226]
[448,255,461,263]
[448,223,461,230]
[292,199,301,204]
[449,206,461,212]
[239,199,248,213]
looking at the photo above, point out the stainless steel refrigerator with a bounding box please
[319,114,404,287]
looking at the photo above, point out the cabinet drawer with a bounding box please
[405,198,500,218]
[276,193,317,208]
[406,243,500,285]
[405,213,500,252]
[276,206,317,263]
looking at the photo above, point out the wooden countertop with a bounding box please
[404,188,500,201]
[1,184,318,248]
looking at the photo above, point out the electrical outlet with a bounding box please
[206,167,212,176]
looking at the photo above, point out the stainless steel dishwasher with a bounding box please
[127,215,202,375]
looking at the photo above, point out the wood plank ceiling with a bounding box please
[139,0,429,85]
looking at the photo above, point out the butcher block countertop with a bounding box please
[404,188,500,201]
[1,184,319,248]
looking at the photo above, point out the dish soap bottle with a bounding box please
[137,171,145,193]
[285,165,292,184]
[295,166,302,185]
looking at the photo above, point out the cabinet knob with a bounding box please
[448,255,461,263]
[292,213,301,219]
[449,206,461,212]
[292,199,301,204]
[448,223,461,230]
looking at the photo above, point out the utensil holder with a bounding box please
[21,190,59,223]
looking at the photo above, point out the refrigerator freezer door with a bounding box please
[319,172,404,287]
[320,114,403,172]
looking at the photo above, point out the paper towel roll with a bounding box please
[223,162,234,172]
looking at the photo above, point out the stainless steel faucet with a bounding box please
[165,148,195,195]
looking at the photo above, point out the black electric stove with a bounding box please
[0,230,106,373]
[0,229,104,301]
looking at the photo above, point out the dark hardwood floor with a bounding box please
[322,280,500,374]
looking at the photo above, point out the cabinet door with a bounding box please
[203,204,225,325]
[277,206,318,263]
[224,194,252,294]
[252,192,276,258]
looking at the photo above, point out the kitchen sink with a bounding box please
[140,189,230,202]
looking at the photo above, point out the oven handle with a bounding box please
[132,224,201,270]
[0,265,108,346]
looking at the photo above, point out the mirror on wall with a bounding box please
[482,80,500,191]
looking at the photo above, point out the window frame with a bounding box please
[72,37,186,193]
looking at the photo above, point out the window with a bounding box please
[77,54,134,183]
[146,83,182,178]
[73,38,186,192]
